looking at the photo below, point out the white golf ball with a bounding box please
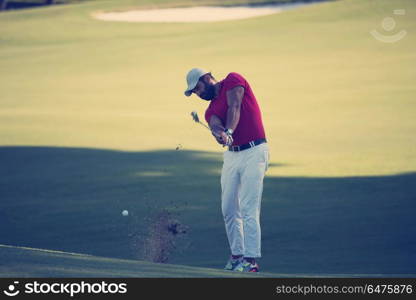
[122,210,129,216]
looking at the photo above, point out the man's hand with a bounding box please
[215,134,225,145]
[223,131,233,146]
[212,130,225,145]
[209,115,234,146]
[212,130,233,146]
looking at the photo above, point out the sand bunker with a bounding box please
[93,3,311,23]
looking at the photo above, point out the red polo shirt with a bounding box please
[205,72,266,146]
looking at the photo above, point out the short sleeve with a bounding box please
[224,72,246,91]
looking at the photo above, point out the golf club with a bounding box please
[191,111,230,146]
[191,111,210,131]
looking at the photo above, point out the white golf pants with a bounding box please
[221,142,269,258]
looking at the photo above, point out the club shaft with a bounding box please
[199,121,210,131]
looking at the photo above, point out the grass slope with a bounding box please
[0,0,415,277]
[2,244,411,277]
[0,244,267,277]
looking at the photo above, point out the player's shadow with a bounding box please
[0,146,415,275]
[1,1,53,11]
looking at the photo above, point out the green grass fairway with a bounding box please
[0,0,415,177]
[0,0,415,276]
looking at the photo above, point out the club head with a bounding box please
[191,111,200,123]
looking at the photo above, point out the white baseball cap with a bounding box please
[184,68,209,97]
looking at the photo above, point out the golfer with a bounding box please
[184,68,269,272]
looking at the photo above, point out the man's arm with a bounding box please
[208,86,244,146]
[209,115,228,145]
[225,86,244,131]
